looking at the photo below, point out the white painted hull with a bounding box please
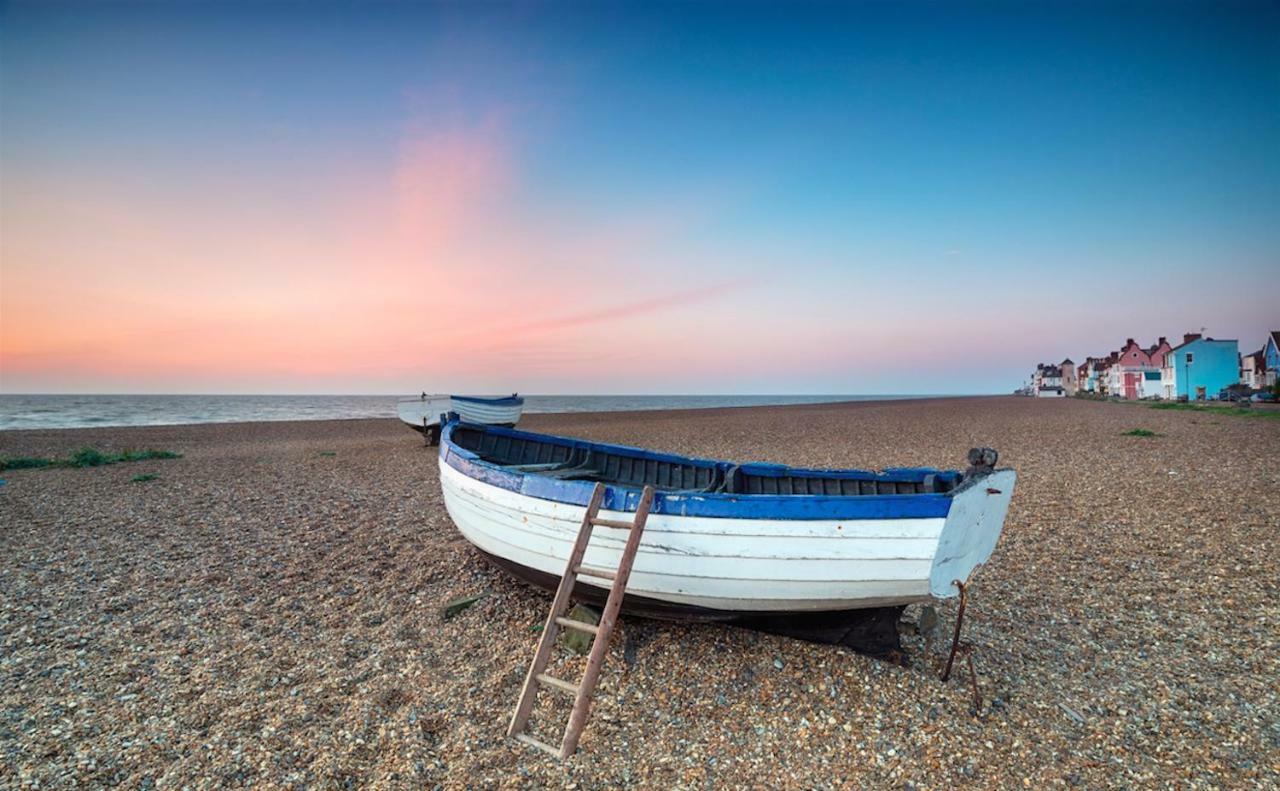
[397,397,454,430]
[451,400,524,425]
[438,459,1015,613]
[398,397,524,430]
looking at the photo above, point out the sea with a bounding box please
[0,394,952,431]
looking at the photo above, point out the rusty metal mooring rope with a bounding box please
[940,579,983,712]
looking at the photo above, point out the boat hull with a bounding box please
[438,457,1016,613]
[475,547,908,656]
[451,399,524,426]
[397,397,453,432]
[397,396,524,432]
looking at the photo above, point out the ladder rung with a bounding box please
[591,517,636,530]
[508,483,655,760]
[575,565,617,580]
[536,673,580,696]
[554,616,599,635]
[514,732,561,758]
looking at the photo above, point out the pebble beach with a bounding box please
[2,396,1277,789]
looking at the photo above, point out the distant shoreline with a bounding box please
[0,393,991,433]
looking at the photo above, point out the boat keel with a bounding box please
[479,550,906,660]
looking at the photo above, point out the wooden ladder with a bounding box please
[508,482,656,759]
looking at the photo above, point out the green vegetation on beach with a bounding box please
[0,457,57,470]
[1121,428,1158,437]
[0,447,182,472]
[1147,402,1280,419]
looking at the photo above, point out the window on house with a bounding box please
[1186,353,1194,364]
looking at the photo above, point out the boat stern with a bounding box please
[928,468,1016,598]
[397,396,451,432]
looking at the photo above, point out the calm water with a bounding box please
[0,394,950,431]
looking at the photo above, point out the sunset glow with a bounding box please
[2,3,1277,394]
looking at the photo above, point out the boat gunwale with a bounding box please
[395,394,524,406]
[439,419,962,520]
[449,394,524,406]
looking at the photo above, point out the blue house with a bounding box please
[1161,334,1240,400]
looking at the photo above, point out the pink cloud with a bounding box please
[393,114,510,250]
[1,96,759,392]
[480,280,749,338]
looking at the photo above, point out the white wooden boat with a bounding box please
[397,394,524,441]
[437,419,1016,650]
[397,395,453,433]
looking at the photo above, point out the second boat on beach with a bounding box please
[435,417,1016,652]
[397,394,524,442]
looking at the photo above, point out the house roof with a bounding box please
[1168,334,1239,353]
[1270,331,1280,351]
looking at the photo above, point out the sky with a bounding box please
[1,1,1277,395]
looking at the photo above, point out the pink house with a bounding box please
[1110,337,1172,399]
[1146,337,1173,368]
[1107,339,1149,399]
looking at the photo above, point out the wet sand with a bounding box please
[2,396,1277,788]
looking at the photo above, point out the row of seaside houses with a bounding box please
[1027,330,1280,400]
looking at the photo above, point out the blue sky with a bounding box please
[2,1,1277,393]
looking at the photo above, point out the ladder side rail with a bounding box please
[507,482,607,738]
[559,485,656,756]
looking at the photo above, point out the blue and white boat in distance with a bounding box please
[437,418,1016,632]
[397,394,524,440]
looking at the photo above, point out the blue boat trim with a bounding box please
[440,420,956,521]
[451,394,524,406]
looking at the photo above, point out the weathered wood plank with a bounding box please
[507,483,605,739]
[560,485,655,757]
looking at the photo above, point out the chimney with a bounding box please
[1158,336,1167,346]
[1126,338,1135,346]
[1183,332,1201,345]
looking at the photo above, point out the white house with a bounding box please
[1241,349,1265,389]
[1032,363,1065,397]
